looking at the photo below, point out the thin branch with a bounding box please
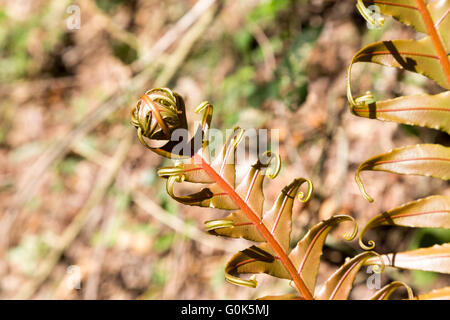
[249,23,276,80]
[80,0,142,53]
[8,3,221,297]
[132,190,239,253]
[13,131,133,299]
[0,1,219,251]
[131,0,218,72]
[153,4,217,87]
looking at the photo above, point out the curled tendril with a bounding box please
[230,127,245,149]
[342,216,358,241]
[347,1,382,113]
[360,238,376,250]
[204,219,234,232]
[165,172,215,206]
[398,281,414,300]
[224,272,257,288]
[359,214,378,250]
[167,173,186,186]
[195,101,213,125]
[355,91,376,106]
[356,0,385,29]
[260,151,281,179]
[157,166,185,178]
[166,174,186,199]
[355,164,374,203]
[195,101,211,113]
[346,54,377,117]
[296,178,313,203]
[195,101,214,151]
[367,251,385,274]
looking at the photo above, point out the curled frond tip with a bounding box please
[343,216,358,241]
[355,167,374,203]
[356,0,385,28]
[297,178,313,203]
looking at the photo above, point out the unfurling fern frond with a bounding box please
[131,87,416,300]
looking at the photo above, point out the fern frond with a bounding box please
[130,88,380,300]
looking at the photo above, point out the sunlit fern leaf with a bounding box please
[350,0,450,93]
[358,0,450,47]
[355,144,450,202]
[288,215,357,295]
[350,91,450,135]
[315,251,384,300]
[370,281,414,300]
[206,178,311,245]
[223,215,357,292]
[348,0,450,202]
[359,195,450,250]
[365,243,450,274]
[348,38,450,90]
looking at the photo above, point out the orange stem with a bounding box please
[415,0,450,87]
[193,154,314,300]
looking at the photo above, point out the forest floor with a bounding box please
[0,0,448,299]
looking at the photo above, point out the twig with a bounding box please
[82,202,116,300]
[13,131,133,299]
[80,0,142,54]
[0,0,219,251]
[249,23,276,80]
[132,190,238,253]
[131,0,218,72]
[154,6,216,87]
[10,3,221,297]
[73,134,236,253]
[71,139,111,167]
